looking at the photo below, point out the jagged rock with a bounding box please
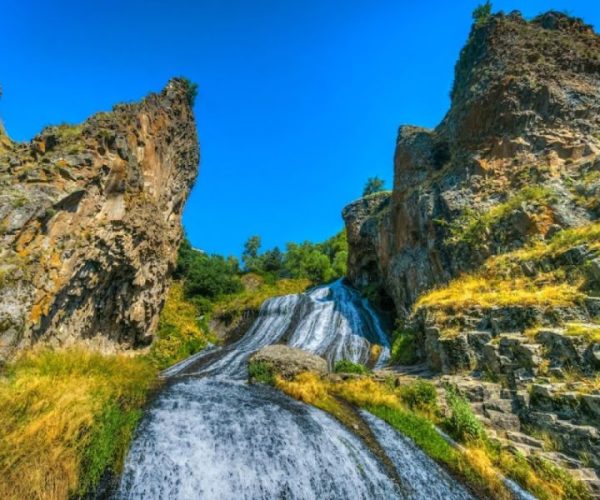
[0,79,198,360]
[249,345,328,380]
[343,11,600,318]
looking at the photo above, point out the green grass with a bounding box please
[248,360,275,384]
[333,359,370,374]
[443,386,486,442]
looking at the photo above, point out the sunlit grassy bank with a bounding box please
[273,372,590,500]
[0,349,158,499]
[0,275,311,499]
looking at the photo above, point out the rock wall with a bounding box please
[0,79,199,360]
[343,11,600,317]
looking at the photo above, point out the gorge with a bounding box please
[1,5,600,500]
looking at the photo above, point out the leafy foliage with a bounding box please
[248,360,275,384]
[178,77,198,106]
[363,176,386,197]
[444,386,486,442]
[398,380,438,414]
[390,327,418,364]
[148,283,215,369]
[239,230,348,283]
[333,359,370,375]
[176,238,243,299]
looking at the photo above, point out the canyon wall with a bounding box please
[343,11,600,317]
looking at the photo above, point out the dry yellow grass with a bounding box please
[564,322,600,343]
[416,276,583,310]
[0,348,158,500]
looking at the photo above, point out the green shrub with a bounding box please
[248,361,275,384]
[333,359,370,375]
[363,176,386,197]
[390,328,418,364]
[444,386,485,442]
[398,380,438,414]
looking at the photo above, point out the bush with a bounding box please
[390,328,418,364]
[444,386,485,442]
[333,359,370,375]
[176,238,243,300]
[363,176,385,197]
[398,380,438,414]
[248,361,275,384]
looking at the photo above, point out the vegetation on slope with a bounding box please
[0,349,158,499]
[417,221,600,315]
[147,282,216,369]
[0,228,343,498]
[272,372,589,500]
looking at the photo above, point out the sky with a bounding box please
[1,1,599,257]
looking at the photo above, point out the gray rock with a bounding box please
[249,345,328,380]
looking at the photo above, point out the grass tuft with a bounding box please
[0,348,158,499]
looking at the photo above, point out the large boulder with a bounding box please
[249,345,328,380]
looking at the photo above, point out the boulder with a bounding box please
[249,345,328,380]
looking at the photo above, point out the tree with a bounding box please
[363,177,385,197]
[472,1,492,26]
[262,246,284,273]
[242,235,262,272]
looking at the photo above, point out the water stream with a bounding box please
[117,280,474,499]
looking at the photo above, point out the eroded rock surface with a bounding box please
[343,11,600,315]
[0,79,198,360]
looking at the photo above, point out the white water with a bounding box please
[118,280,474,499]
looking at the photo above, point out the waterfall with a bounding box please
[117,280,474,499]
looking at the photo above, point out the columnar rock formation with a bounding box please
[0,79,199,360]
[343,11,600,317]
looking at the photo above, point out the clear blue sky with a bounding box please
[1,1,598,257]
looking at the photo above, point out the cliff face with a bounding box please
[0,79,199,360]
[343,11,600,317]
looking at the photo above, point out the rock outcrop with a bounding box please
[343,11,600,317]
[0,79,199,360]
[343,12,600,486]
[249,345,328,380]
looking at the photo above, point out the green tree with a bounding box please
[262,246,284,273]
[363,176,385,197]
[242,235,262,272]
[472,1,492,26]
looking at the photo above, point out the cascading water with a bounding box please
[117,280,474,499]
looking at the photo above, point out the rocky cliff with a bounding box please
[343,10,600,316]
[343,12,600,487]
[0,79,199,361]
